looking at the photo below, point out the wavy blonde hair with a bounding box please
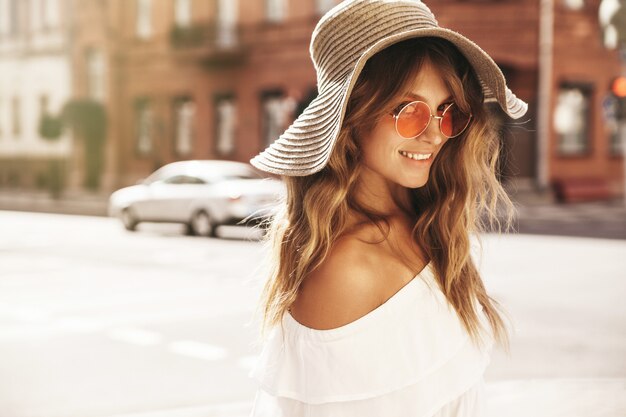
[253,37,515,353]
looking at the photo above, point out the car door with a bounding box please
[163,175,212,222]
[146,174,211,222]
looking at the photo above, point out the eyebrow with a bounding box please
[404,92,453,103]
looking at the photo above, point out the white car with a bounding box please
[108,160,285,237]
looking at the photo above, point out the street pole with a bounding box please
[620,48,626,207]
[537,0,554,192]
[600,1,626,204]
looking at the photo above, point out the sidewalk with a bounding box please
[0,187,624,239]
[0,189,109,217]
[503,181,626,240]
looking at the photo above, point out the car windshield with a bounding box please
[144,162,265,185]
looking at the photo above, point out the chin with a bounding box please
[403,177,429,189]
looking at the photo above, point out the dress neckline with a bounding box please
[284,260,435,339]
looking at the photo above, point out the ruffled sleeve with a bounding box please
[248,263,495,417]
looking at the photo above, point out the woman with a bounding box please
[248,0,528,416]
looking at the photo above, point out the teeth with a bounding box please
[400,151,432,160]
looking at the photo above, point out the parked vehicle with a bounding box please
[108,160,285,237]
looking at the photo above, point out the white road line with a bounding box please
[0,303,50,322]
[168,340,228,361]
[236,355,257,372]
[107,327,163,346]
[485,378,626,417]
[102,401,251,417]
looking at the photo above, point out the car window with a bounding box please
[163,175,207,185]
[215,167,264,181]
[144,168,168,184]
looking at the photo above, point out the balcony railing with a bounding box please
[170,23,240,50]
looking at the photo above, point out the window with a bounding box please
[31,0,42,31]
[554,84,591,156]
[316,0,335,14]
[136,0,152,39]
[562,0,584,10]
[214,94,236,156]
[174,0,192,27]
[30,0,57,31]
[42,0,59,29]
[217,0,237,47]
[164,174,205,185]
[8,0,21,36]
[135,98,154,155]
[605,94,624,156]
[39,94,49,116]
[0,0,7,36]
[0,98,3,138]
[11,96,20,138]
[261,90,294,147]
[173,97,195,156]
[609,119,622,156]
[86,48,106,101]
[266,0,286,23]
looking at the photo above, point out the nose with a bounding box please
[418,114,443,146]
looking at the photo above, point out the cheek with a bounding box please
[361,133,396,167]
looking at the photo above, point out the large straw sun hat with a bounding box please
[250,0,528,177]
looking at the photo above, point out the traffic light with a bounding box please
[611,76,626,97]
[611,76,626,120]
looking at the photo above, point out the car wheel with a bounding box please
[190,210,217,237]
[121,208,139,231]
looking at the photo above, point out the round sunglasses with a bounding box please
[391,100,472,139]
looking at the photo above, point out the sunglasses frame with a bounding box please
[391,100,473,140]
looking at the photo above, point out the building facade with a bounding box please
[2,0,623,200]
[0,0,73,192]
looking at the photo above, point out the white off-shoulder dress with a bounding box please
[248,261,495,417]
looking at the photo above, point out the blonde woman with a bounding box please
[247,1,528,416]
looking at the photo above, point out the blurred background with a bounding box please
[0,0,625,417]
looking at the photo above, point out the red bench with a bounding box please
[552,178,614,203]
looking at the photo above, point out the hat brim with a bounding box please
[251,27,528,177]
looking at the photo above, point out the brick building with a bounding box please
[2,0,624,200]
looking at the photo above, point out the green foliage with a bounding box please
[170,24,208,47]
[61,99,107,145]
[38,113,64,141]
[61,99,108,190]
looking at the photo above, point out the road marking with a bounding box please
[102,401,251,417]
[0,303,50,322]
[107,327,163,346]
[236,354,257,372]
[485,378,626,417]
[168,340,228,361]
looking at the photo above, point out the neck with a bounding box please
[353,168,413,218]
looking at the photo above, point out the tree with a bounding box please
[37,98,108,193]
[60,99,107,191]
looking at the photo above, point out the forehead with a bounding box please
[402,60,452,103]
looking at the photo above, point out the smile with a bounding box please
[399,150,433,161]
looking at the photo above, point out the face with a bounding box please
[357,59,455,193]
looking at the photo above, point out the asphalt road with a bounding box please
[0,211,624,417]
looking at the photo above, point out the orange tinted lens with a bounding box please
[396,102,430,138]
[441,104,471,137]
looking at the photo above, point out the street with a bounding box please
[0,211,625,417]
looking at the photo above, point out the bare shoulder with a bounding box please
[288,234,386,330]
